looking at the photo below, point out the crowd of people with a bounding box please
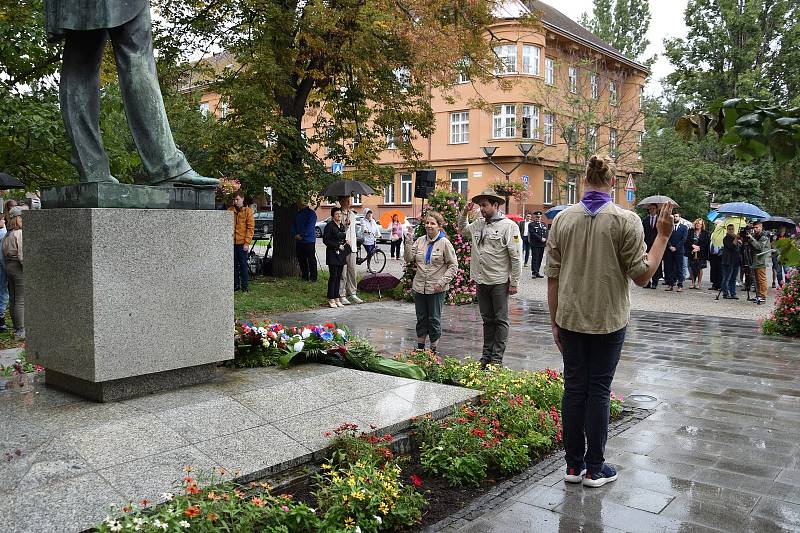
[640,203,793,305]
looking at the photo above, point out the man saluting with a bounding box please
[45,0,217,187]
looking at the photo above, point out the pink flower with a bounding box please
[281,505,290,512]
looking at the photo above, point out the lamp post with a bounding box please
[481,143,535,214]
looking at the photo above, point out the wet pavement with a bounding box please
[278,299,800,532]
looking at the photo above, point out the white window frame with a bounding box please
[609,81,618,106]
[522,45,541,75]
[544,114,555,145]
[458,71,469,84]
[543,171,553,205]
[567,175,577,205]
[352,194,362,206]
[401,173,412,204]
[219,101,229,118]
[450,171,469,197]
[199,102,210,117]
[521,105,540,140]
[493,104,516,139]
[450,111,470,144]
[609,128,618,158]
[493,44,517,75]
[568,66,577,93]
[383,181,396,204]
[545,58,555,85]
[637,131,644,159]
[590,74,598,100]
[386,132,397,150]
[639,86,645,109]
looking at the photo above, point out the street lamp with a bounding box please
[480,143,536,213]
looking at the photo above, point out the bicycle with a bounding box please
[355,242,387,274]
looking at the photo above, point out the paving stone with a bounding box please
[153,397,265,443]
[390,380,479,412]
[99,445,222,503]
[661,496,786,533]
[452,501,615,533]
[271,404,368,451]
[0,473,122,533]
[55,414,189,469]
[231,381,330,422]
[514,484,567,510]
[752,497,800,531]
[553,493,684,533]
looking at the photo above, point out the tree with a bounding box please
[665,0,795,108]
[531,52,646,205]
[579,0,651,63]
[153,0,503,277]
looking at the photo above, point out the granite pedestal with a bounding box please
[24,208,233,401]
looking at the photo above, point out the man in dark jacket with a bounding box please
[529,211,549,278]
[641,204,662,288]
[519,213,532,266]
[664,211,688,291]
[292,202,318,282]
[721,224,741,299]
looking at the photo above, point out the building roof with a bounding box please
[520,0,649,73]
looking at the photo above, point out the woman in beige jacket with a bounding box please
[404,211,457,353]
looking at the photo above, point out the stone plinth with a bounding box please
[42,182,215,210]
[24,208,233,401]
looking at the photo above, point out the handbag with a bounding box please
[342,242,352,256]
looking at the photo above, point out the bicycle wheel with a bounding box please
[367,249,387,274]
[247,251,261,277]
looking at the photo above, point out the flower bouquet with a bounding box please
[232,322,350,367]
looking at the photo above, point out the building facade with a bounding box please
[196,1,647,221]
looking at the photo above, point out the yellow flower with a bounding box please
[342,495,349,503]
[344,517,354,527]
[347,478,356,487]
[352,491,365,500]
[355,461,365,468]
[321,463,332,470]
[379,502,389,514]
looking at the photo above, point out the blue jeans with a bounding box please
[560,326,626,474]
[721,263,739,296]
[0,259,8,316]
[233,244,249,290]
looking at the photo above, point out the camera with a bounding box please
[738,225,753,239]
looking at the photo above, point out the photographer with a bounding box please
[721,224,742,299]
[747,221,771,304]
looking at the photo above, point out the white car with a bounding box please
[315,214,364,238]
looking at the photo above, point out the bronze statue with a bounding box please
[45,1,218,188]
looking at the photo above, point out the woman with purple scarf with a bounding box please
[544,156,673,488]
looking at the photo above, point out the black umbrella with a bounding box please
[321,179,376,197]
[762,216,797,234]
[0,173,26,189]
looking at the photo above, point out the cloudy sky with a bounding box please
[538,0,689,95]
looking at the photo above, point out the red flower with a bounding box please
[139,498,150,506]
[324,322,336,329]
[186,484,200,495]
[410,474,423,487]
[251,496,265,507]
[470,428,486,438]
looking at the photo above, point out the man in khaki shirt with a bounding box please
[458,189,521,368]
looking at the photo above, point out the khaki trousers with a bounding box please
[754,267,767,299]
[340,250,357,297]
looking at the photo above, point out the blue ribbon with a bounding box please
[425,231,446,264]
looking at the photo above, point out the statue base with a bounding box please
[24,208,234,402]
[41,183,215,210]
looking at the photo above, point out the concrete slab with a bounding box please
[0,364,479,532]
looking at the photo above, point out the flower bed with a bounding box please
[762,270,800,337]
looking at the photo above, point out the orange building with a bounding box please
[194,0,647,220]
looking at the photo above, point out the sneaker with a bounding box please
[350,295,364,304]
[583,465,618,488]
[564,465,587,483]
[730,295,739,299]
[339,297,351,305]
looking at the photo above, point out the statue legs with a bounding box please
[60,7,217,187]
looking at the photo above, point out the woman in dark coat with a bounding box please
[323,207,348,308]
[685,218,711,289]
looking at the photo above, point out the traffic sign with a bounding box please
[625,174,636,191]
[331,162,344,174]
[521,175,529,185]
[626,190,635,203]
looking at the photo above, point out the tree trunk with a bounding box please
[270,199,301,278]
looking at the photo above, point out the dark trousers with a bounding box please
[60,8,190,182]
[709,254,722,289]
[522,239,531,264]
[296,242,317,281]
[327,264,344,299]
[413,291,446,343]
[530,246,545,276]
[233,244,249,290]
[650,261,662,287]
[477,282,510,364]
[721,263,739,296]
[5,259,23,331]
[390,239,401,259]
[663,249,684,287]
[560,326,626,474]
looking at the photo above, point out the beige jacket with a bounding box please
[544,203,650,334]
[404,233,458,294]
[458,213,521,287]
[2,229,22,262]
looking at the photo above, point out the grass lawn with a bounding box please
[235,271,396,321]
[0,318,23,350]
